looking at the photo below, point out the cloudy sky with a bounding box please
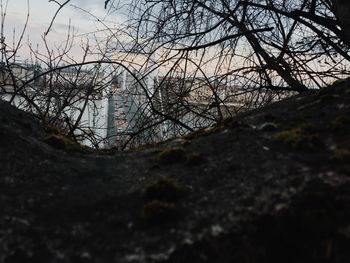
[3,0,128,60]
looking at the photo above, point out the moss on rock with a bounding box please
[44,133,81,151]
[144,177,186,202]
[157,147,187,164]
[274,124,322,150]
[332,148,350,162]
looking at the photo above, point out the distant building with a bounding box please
[105,69,159,149]
[0,62,108,148]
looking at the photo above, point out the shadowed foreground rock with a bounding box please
[1,80,350,263]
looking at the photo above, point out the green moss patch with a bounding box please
[44,133,81,151]
[45,124,61,135]
[274,124,322,150]
[157,147,187,164]
[142,177,188,223]
[144,177,186,202]
[331,148,350,162]
[156,146,206,167]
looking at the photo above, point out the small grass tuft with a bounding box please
[157,147,187,164]
[144,177,186,202]
[45,124,61,135]
[298,123,319,133]
[331,148,350,162]
[44,133,80,151]
[274,124,322,150]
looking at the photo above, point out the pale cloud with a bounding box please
[2,0,128,60]
[71,0,104,9]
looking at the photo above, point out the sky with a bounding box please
[2,0,128,61]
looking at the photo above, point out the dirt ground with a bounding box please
[1,79,350,263]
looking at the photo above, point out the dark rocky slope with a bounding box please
[1,80,350,263]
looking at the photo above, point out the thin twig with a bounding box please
[45,0,70,36]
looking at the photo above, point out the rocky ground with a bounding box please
[1,79,350,263]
